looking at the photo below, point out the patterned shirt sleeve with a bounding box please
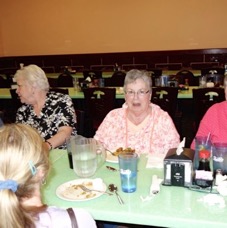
[16,92,77,145]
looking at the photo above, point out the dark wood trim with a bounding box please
[0,48,227,74]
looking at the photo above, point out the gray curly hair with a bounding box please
[14,64,50,92]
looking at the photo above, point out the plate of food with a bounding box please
[56,178,106,201]
[106,151,119,163]
[106,147,136,163]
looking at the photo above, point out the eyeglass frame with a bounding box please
[124,89,150,97]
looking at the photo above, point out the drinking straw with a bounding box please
[205,132,211,145]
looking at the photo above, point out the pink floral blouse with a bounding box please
[94,103,180,156]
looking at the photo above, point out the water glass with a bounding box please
[73,78,80,92]
[199,76,207,88]
[98,78,105,87]
[193,136,212,171]
[155,78,161,87]
[70,136,106,178]
[72,137,97,178]
[118,153,138,193]
[213,143,227,174]
[160,75,169,87]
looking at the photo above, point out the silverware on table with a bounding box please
[108,184,124,204]
[78,185,113,196]
[106,166,139,172]
[106,166,118,172]
[106,149,116,156]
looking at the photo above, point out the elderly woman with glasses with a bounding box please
[94,69,180,157]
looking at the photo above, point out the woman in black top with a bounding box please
[14,64,77,150]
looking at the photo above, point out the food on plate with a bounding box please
[113,147,135,156]
[61,181,96,199]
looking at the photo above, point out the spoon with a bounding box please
[108,184,124,204]
[106,166,118,172]
[106,149,116,156]
[106,166,139,172]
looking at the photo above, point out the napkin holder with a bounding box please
[163,148,195,187]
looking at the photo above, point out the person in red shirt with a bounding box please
[191,75,227,149]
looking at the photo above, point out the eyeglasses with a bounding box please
[125,90,150,97]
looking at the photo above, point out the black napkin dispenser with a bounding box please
[163,148,195,187]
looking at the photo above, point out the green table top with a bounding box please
[42,150,227,227]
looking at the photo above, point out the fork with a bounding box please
[78,185,113,196]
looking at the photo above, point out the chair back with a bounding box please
[83,70,102,79]
[48,77,58,87]
[57,73,74,87]
[201,67,225,76]
[0,75,10,88]
[201,68,225,87]
[83,87,116,136]
[192,87,225,131]
[151,87,178,120]
[176,70,198,86]
[10,89,22,122]
[104,71,126,87]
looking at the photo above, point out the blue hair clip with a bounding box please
[28,160,37,176]
[0,180,18,192]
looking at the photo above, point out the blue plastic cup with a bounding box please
[118,153,138,193]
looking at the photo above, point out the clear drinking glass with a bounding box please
[213,143,227,175]
[193,136,212,171]
[199,76,207,88]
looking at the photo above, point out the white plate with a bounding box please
[106,151,118,163]
[56,178,106,202]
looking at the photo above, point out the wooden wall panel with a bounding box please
[0,48,227,74]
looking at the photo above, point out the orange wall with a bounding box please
[0,17,3,56]
[0,0,227,56]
